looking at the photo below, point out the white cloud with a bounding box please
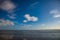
[0,19,14,26]
[24,14,31,21]
[0,0,16,13]
[23,14,38,22]
[53,15,60,18]
[27,2,39,10]
[23,24,32,28]
[50,9,60,18]
[31,2,39,7]
[31,16,38,22]
[8,15,16,19]
[7,14,16,19]
[23,20,27,23]
[50,9,59,14]
[58,21,60,23]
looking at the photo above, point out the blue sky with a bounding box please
[0,0,60,30]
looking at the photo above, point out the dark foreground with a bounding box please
[0,30,60,40]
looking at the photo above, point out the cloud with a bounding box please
[8,15,16,19]
[58,21,60,23]
[0,0,16,13]
[50,9,60,18]
[35,23,60,30]
[27,2,39,10]
[23,20,27,23]
[7,14,16,19]
[0,19,14,26]
[31,2,39,7]
[23,24,32,28]
[31,16,38,22]
[53,15,60,18]
[23,14,38,22]
[24,14,31,21]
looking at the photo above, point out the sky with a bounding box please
[0,0,60,30]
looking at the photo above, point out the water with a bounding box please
[0,30,60,40]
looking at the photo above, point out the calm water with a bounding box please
[0,30,60,40]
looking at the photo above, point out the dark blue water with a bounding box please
[0,30,60,40]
